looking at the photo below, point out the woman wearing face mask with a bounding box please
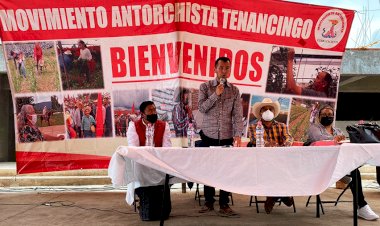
[18,104,64,143]
[306,105,379,221]
[306,105,345,144]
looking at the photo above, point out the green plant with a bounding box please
[55,72,61,90]
[30,71,37,92]
[12,74,21,92]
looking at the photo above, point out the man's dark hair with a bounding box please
[318,104,334,117]
[215,56,231,67]
[139,101,154,113]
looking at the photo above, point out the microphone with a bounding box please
[220,78,226,87]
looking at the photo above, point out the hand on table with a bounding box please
[334,135,346,143]
[233,136,241,147]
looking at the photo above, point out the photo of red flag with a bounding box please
[95,93,104,137]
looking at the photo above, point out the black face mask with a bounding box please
[146,114,158,123]
[320,116,334,126]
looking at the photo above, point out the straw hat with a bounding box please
[252,98,280,119]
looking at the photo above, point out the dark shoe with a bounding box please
[218,205,239,218]
[264,197,276,214]
[281,197,294,207]
[199,202,214,213]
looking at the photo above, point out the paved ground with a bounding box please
[0,182,379,226]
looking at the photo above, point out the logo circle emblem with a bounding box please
[315,9,347,49]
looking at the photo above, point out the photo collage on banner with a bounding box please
[15,94,65,143]
[57,39,104,90]
[63,92,112,139]
[6,39,110,144]
[5,40,64,145]
[0,0,354,173]
[262,46,343,143]
[4,42,61,93]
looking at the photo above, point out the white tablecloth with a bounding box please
[108,143,380,204]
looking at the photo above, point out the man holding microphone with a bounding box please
[198,56,243,217]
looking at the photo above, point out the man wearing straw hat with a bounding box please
[248,97,294,214]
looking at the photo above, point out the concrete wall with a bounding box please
[342,49,380,75]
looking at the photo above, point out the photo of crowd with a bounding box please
[63,92,112,139]
[5,42,61,93]
[265,46,341,99]
[288,98,335,142]
[113,90,149,137]
[16,95,65,143]
[57,39,104,90]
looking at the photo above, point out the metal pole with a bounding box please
[316,195,321,218]
[352,169,358,226]
[160,174,170,226]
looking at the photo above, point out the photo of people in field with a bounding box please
[63,92,112,139]
[4,42,61,93]
[57,39,104,90]
[16,94,65,143]
[288,98,335,142]
[265,46,341,99]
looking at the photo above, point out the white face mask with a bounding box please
[262,110,274,121]
[28,114,37,125]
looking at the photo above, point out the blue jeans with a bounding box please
[83,130,94,138]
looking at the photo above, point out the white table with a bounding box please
[108,144,380,225]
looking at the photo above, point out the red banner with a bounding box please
[0,0,354,174]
